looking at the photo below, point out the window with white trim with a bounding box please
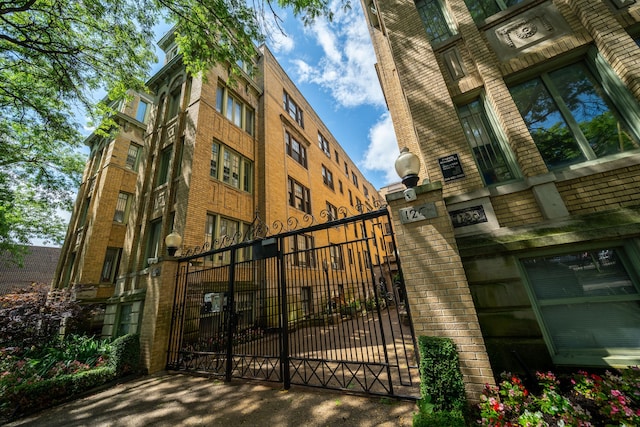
[521,243,640,366]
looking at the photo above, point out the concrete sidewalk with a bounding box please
[6,372,418,427]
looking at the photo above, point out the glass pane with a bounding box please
[542,301,640,351]
[415,0,453,43]
[459,100,514,184]
[522,248,637,300]
[510,78,586,169]
[548,64,640,157]
[464,0,500,22]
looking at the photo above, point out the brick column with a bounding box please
[386,182,494,401]
[139,258,179,374]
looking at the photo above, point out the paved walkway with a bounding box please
[6,372,418,427]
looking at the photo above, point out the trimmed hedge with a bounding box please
[109,334,140,376]
[416,336,467,414]
[413,409,467,427]
[2,334,140,420]
[413,336,467,427]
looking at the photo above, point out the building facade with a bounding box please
[52,32,379,344]
[365,0,640,375]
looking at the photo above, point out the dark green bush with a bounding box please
[413,409,466,427]
[3,367,116,418]
[109,334,140,375]
[417,336,467,413]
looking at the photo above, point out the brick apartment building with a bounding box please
[52,31,380,343]
[365,0,640,377]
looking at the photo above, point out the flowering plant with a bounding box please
[476,367,640,426]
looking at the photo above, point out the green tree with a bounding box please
[1,0,347,264]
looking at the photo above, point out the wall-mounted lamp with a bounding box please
[395,147,421,202]
[395,147,420,188]
[165,230,182,257]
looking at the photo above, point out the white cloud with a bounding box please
[290,3,385,109]
[269,29,295,55]
[361,112,400,186]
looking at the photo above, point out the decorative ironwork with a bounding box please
[167,207,419,399]
[176,204,389,258]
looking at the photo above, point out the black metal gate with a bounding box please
[166,208,420,398]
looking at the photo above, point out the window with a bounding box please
[330,245,344,270]
[334,150,339,163]
[220,217,239,241]
[318,132,330,157]
[166,88,181,119]
[113,192,131,224]
[463,0,525,22]
[210,142,220,177]
[285,131,307,167]
[283,91,304,127]
[156,145,173,186]
[363,186,370,200]
[136,100,149,123]
[291,234,315,267]
[301,287,312,316]
[355,197,362,211]
[344,161,349,175]
[326,202,338,221]
[223,150,240,187]
[351,172,359,188]
[100,247,121,283]
[145,219,162,266]
[204,213,216,249]
[339,180,343,194]
[125,143,142,171]
[458,97,516,185]
[521,244,640,366]
[216,85,255,135]
[117,304,133,337]
[415,0,456,44]
[288,177,312,213]
[510,61,640,170]
[322,165,334,190]
[210,140,253,192]
[348,190,353,206]
[203,214,252,262]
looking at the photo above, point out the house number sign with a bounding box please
[399,202,437,224]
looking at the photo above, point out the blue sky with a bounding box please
[264,3,401,190]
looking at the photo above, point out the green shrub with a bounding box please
[109,334,140,375]
[413,409,466,427]
[417,336,467,413]
[2,367,116,418]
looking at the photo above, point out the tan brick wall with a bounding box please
[387,183,495,402]
[492,190,545,228]
[557,163,640,216]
